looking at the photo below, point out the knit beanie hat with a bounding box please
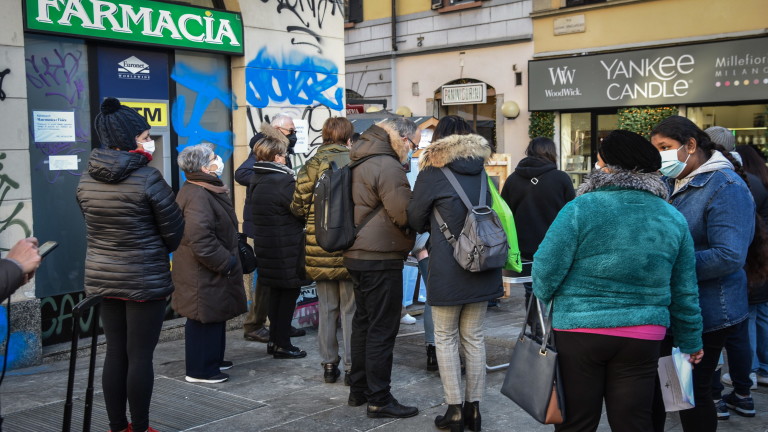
[598,130,661,173]
[704,126,736,151]
[94,97,150,151]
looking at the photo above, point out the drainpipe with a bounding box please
[390,0,397,111]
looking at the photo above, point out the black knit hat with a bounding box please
[598,130,661,173]
[94,97,150,151]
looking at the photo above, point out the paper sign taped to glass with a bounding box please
[657,347,695,412]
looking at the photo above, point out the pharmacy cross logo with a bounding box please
[118,56,150,80]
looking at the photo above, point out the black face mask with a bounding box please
[287,133,297,149]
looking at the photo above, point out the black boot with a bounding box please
[435,404,464,431]
[463,401,481,431]
[427,344,438,371]
[324,363,340,383]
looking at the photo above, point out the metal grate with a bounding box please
[4,377,262,431]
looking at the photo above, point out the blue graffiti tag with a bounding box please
[0,305,38,369]
[245,48,343,111]
[171,62,237,161]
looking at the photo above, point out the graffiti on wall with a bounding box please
[0,68,10,101]
[26,48,89,184]
[261,0,343,53]
[171,62,237,163]
[0,153,32,252]
[0,305,38,369]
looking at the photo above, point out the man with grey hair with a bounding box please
[236,114,305,344]
[344,117,419,418]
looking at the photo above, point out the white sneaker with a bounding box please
[721,372,757,390]
[185,373,229,383]
[756,373,768,386]
[400,313,417,325]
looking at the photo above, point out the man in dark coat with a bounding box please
[236,114,305,343]
[344,118,418,419]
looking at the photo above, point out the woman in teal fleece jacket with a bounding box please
[532,130,703,432]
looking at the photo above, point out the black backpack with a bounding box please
[314,155,382,252]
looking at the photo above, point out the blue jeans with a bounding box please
[749,302,768,375]
[418,257,435,345]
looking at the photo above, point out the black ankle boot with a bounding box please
[435,404,463,431]
[426,344,438,371]
[463,401,481,431]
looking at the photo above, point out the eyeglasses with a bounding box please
[406,137,418,150]
[278,126,296,135]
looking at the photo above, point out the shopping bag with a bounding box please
[500,296,565,424]
[487,176,522,272]
[657,347,695,412]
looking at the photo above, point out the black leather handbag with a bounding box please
[500,296,565,424]
[237,233,257,274]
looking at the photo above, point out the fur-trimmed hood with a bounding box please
[350,123,410,163]
[577,168,668,200]
[260,122,289,146]
[419,134,491,171]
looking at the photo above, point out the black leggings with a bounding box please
[267,287,300,349]
[100,298,166,432]
[554,331,662,432]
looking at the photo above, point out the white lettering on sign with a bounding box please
[600,54,695,101]
[36,0,240,47]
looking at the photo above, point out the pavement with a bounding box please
[1,283,767,431]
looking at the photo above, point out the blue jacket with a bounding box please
[665,158,754,332]
[533,170,703,353]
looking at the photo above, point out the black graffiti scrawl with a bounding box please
[0,68,10,101]
[261,0,343,53]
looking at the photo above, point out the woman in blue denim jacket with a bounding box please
[650,116,755,432]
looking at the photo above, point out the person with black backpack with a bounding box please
[344,118,418,419]
[407,116,503,432]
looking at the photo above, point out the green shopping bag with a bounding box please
[488,175,522,272]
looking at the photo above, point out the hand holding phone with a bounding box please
[38,241,58,258]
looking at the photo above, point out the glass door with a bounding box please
[560,112,592,188]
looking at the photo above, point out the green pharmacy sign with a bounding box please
[24,0,244,55]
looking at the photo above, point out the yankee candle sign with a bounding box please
[24,0,244,55]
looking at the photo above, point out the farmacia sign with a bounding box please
[24,0,244,55]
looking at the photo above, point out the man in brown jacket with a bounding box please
[344,118,419,418]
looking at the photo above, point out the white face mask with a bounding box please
[140,139,155,155]
[208,155,224,177]
[594,162,602,171]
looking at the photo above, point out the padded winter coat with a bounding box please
[343,124,415,263]
[250,162,306,289]
[407,134,503,306]
[290,143,350,281]
[171,178,247,323]
[77,148,184,300]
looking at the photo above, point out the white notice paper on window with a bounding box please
[49,155,79,171]
[33,111,76,143]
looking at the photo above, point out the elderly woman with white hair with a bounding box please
[172,144,247,384]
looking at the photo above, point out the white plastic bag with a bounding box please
[657,347,695,412]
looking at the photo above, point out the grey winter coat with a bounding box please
[77,148,184,300]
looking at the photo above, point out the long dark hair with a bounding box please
[432,115,475,142]
[735,145,768,287]
[652,115,768,285]
[525,137,558,164]
[736,145,768,190]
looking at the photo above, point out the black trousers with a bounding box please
[712,319,754,397]
[348,268,403,404]
[184,318,225,379]
[101,298,166,432]
[267,286,300,349]
[554,331,662,432]
[652,327,729,432]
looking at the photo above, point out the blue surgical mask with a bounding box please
[659,146,690,178]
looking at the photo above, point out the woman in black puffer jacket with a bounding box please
[250,132,308,359]
[77,97,184,432]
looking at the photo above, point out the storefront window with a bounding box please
[560,112,592,188]
[686,104,768,155]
